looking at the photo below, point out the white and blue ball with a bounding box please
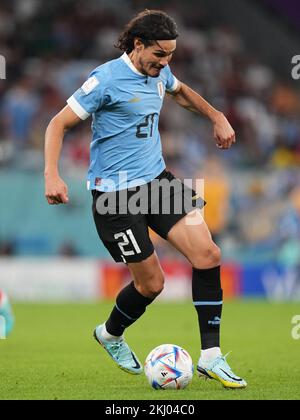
[145,344,194,390]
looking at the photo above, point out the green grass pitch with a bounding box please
[0,300,299,400]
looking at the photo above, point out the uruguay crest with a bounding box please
[157,81,164,99]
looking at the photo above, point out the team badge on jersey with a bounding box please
[81,76,99,95]
[157,81,164,99]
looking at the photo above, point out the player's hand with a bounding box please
[213,112,236,150]
[45,174,69,205]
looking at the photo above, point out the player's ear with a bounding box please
[134,38,144,52]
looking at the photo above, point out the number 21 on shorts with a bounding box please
[114,229,141,257]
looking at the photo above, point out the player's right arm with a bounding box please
[44,105,82,205]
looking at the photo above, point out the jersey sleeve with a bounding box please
[164,65,180,93]
[67,70,108,120]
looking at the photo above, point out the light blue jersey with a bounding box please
[67,53,179,191]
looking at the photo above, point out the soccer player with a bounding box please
[44,10,246,388]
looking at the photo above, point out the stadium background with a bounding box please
[0,0,299,302]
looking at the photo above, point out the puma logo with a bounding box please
[129,97,141,103]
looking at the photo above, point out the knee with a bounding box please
[146,272,165,298]
[190,243,222,269]
[136,272,165,299]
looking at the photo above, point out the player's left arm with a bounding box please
[169,81,235,150]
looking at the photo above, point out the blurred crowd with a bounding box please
[0,0,299,264]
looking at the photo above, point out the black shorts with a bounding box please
[92,169,205,263]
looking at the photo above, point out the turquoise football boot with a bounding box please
[0,291,15,338]
[197,353,247,389]
[93,324,143,375]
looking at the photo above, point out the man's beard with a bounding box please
[139,59,161,77]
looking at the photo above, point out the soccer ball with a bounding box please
[144,344,194,390]
[0,290,15,338]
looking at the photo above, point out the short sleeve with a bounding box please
[67,71,107,120]
[164,65,180,93]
